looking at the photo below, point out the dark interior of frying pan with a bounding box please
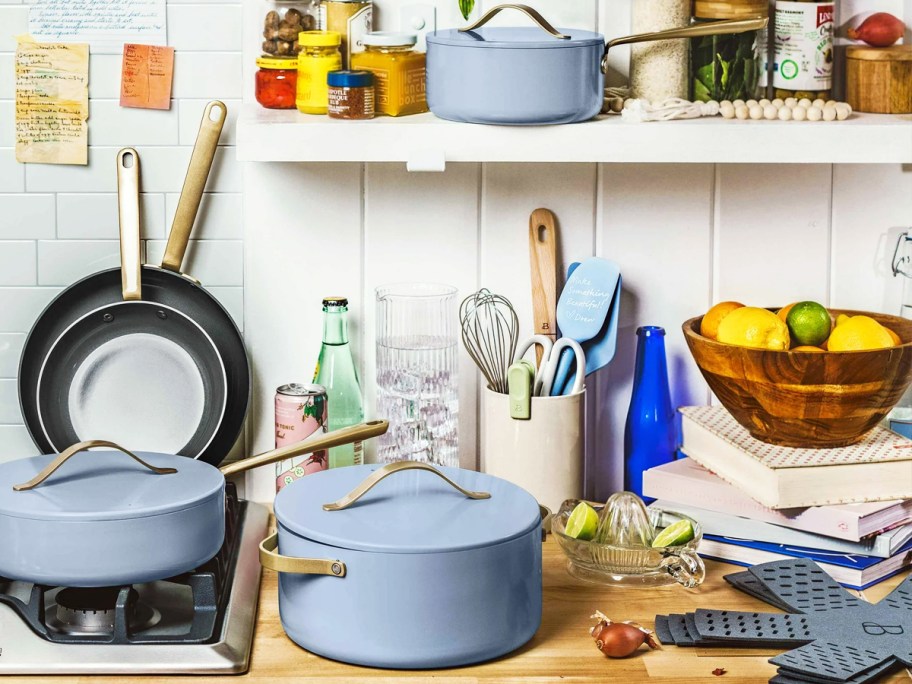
[36,301,228,457]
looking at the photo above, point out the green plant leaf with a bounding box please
[459,0,475,20]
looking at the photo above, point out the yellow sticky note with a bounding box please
[15,35,89,165]
[120,43,174,110]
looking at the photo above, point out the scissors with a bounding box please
[514,335,586,397]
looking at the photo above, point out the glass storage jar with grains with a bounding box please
[691,0,768,102]
[296,30,342,114]
[630,0,691,102]
[770,0,834,100]
[351,32,427,116]
[261,2,317,57]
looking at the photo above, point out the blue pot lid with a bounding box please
[427,26,604,49]
[274,464,541,554]
[0,450,224,522]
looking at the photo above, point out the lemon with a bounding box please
[700,301,745,340]
[565,502,599,541]
[836,313,852,327]
[652,519,695,548]
[786,301,831,347]
[885,327,902,346]
[827,315,894,351]
[716,307,790,350]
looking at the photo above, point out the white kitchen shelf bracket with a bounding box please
[406,148,446,172]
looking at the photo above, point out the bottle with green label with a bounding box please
[313,297,364,467]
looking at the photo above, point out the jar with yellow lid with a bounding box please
[296,30,342,114]
[255,56,298,109]
[350,32,427,117]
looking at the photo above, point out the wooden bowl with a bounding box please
[682,309,912,448]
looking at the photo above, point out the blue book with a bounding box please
[698,534,912,590]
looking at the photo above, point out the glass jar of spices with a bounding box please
[327,70,375,119]
[262,3,317,57]
[350,32,427,117]
[296,30,343,114]
[255,56,298,109]
[691,0,767,102]
[319,0,372,68]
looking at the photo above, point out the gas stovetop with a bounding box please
[0,486,269,674]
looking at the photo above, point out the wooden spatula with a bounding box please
[529,208,558,365]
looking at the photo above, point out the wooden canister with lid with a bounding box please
[846,46,912,114]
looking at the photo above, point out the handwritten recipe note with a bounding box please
[15,37,89,165]
[29,0,166,54]
[121,44,174,110]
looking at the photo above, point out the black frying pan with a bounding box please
[19,103,250,466]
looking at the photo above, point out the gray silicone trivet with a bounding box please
[693,609,813,643]
[684,612,705,643]
[654,615,673,645]
[667,613,695,646]
[725,570,797,612]
[771,658,896,684]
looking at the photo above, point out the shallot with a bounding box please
[847,13,905,48]
[590,611,659,658]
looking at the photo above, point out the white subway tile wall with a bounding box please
[0,0,244,458]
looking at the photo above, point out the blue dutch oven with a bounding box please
[260,461,544,669]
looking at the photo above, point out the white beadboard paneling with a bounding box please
[597,163,715,499]
[0,379,20,423]
[0,333,24,378]
[0,425,39,462]
[171,52,243,99]
[88,101,180,146]
[364,163,481,472]
[165,192,242,239]
[243,162,362,503]
[88,54,124,99]
[0,4,27,51]
[0,149,25,193]
[179,99,241,146]
[831,164,912,314]
[167,4,242,50]
[208,286,244,331]
[0,288,62,332]
[145,239,243,286]
[716,164,832,306]
[37,240,123,286]
[57,193,167,239]
[0,100,13,147]
[0,194,55,239]
[0,241,36,285]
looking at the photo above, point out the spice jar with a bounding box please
[319,0,372,68]
[630,0,690,102]
[262,3,317,57]
[296,30,343,114]
[350,32,427,117]
[255,56,298,109]
[770,1,834,100]
[691,0,767,102]
[327,70,375,119]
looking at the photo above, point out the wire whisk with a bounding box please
[459,289,519,394]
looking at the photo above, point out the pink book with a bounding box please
[642,458,912,542]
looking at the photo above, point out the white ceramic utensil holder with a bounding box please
[481,386,584,513]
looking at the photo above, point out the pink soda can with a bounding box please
[274,383,328,491]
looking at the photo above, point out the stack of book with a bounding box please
[643,406,912,590]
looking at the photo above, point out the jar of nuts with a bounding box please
[262,2,318,57]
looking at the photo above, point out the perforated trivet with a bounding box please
[654,559,912,683]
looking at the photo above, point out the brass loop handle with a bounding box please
[259,532,346,577]
[116,148,142,302]
[323,461,491,512]
[14,440,177,492]
[459,3,569,40]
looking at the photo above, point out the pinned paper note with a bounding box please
[15,37,89,166]
[120,44,174,110]
[29,0,166,54]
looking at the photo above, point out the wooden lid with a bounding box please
[693,0,767,19]
[846,45,912,62]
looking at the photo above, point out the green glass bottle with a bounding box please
[313,297,364,467]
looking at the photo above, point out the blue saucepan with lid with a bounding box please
[426,4,767,125]
[259,461,544,669]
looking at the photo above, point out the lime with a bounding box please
[565,502,599,541]
[652,519,695,548]
[786,301,832,347]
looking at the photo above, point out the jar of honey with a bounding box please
[255,56,298,109]
[351,32,427,117]
[296,30,342,114]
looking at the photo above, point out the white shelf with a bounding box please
[236,104,912,166]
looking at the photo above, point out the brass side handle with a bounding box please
[460,3,569,40]
[323,461,491,512]
[259,532,346,577]
[14,440,176,492]
[116,148,142,302]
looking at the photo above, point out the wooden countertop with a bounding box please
[6,539,910,683]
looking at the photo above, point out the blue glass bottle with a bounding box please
[624,326,676,500]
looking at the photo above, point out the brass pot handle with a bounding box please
[323,461,491,512]
[459,3,569,40]
[14,440,177,492]
[116,148,142,302]
[259,532,346,577]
